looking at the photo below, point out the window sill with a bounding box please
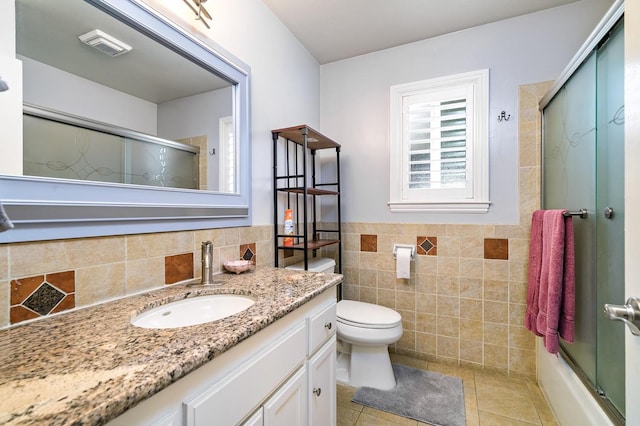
[387,200,491,214]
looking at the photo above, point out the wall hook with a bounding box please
[209,148,215,155]
[0,76,9,92]
[498,111,510,122]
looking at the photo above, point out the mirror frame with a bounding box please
[0,0,251,243]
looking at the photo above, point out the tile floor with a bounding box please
[337,354,558,426]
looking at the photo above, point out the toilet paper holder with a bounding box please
[392,244,416,260]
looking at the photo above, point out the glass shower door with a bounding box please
[543,52,597,386]
[595,19,625,416]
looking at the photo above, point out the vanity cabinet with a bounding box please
[308,339,337,425]
[271,125,343,294]
[107,290,336,426]
[262,366,307,424]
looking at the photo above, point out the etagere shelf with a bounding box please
[272,125,342,283]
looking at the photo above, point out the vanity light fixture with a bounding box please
[182,0,212,29]
[0,76,8,92]
[78,29,132,57]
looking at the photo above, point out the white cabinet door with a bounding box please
[308,339,336,426]
[242,408,264,426]
[263,367,307,425]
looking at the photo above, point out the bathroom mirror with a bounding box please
[0,0,251,243]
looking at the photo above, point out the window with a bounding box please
[219,116,235,193]
[389,69,490,213]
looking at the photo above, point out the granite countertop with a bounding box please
[0,266,341,426]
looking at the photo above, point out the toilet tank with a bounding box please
[286,257,336,274]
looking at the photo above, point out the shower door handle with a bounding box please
[604,297,640,336]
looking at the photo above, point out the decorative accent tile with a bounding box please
[11,275,44,305]
[360,234,377,252]
[10,271,76,324]
[52,294,76,314]
[24,283,65,315]
[164,253,194,285]
[240,243,256,264]
[484,238,509,260]
[417,236,437,255]
[10,305,39,324]
[47,271,75,293]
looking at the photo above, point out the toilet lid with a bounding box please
[337,300,402,329]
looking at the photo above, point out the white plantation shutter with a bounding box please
[389,70,490,213]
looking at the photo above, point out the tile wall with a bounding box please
[0,226,273,328]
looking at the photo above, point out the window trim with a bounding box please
[388,69,491,213]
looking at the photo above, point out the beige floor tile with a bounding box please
[427,361,476,383]
[475,383,540,424]
[479,410,539,425]
[474,369,532,393]
[358,408,418,425]
[465,407,480,426]
[336,356,557,426]
[526,383,558,426]
[391,353,429,370]
[337,384,364,412]
[338,406,362,426]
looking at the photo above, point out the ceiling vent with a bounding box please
[78,29,132,57]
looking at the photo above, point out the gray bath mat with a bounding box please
[352,364,465,426]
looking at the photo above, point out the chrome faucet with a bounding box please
[201,240,213,285]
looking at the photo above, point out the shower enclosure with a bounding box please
[541,16,625,423]
[22,106,200,190]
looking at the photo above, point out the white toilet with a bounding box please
[286,257,403,390]
[335,300,403,390]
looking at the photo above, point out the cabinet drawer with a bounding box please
[184,323,306,426]
[307,301,336,355]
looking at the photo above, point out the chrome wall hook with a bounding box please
[0,76,9,92]
[497,111,510,122]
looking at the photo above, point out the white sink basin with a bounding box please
[131,294,255,329]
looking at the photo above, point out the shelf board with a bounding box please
[272,125,340,150]
[277,187,339,196]
[277,239,340,250]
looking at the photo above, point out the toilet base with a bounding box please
[336,351,350,385]
[336,341,396,390]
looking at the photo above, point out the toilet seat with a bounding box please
[337,300,402,329]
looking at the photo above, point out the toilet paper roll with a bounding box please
[396,247,411,279]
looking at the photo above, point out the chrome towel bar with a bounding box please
[563,208,588,219]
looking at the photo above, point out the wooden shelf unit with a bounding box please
[272,125,342,280]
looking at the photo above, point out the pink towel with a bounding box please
[525,210,544,335]
[525,210,576,354]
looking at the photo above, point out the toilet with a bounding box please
[286,257,403,390]
[285,256,337,275]
[335,300,403,390]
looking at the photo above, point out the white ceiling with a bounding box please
[17,0,231,104]
[261,0,583,64]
